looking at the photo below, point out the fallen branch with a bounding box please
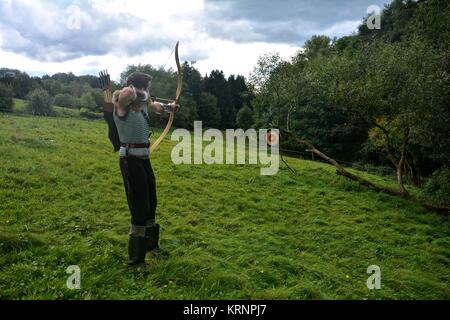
[280,128,449,215]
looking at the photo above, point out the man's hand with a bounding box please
[149,101,180,114]
[99,70,112,91]
[99,70,112,103]
[169,102,180,113]
[163,102,180,114]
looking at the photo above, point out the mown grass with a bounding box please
[0,114,449,300]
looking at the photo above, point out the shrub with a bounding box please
[423,168,450,206]
[53,93,76,109]
[79,108,101,120]
[26,89,53,115]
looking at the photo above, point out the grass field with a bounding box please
[0,113,449,299]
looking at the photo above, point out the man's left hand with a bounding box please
[169,102,180,113]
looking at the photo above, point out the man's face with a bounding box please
[133,81,151,102]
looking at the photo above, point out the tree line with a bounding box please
[0,62,253,127]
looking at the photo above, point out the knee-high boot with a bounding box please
[145,223,160,252]
[128,225,147,268]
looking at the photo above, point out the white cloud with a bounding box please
[0,0,391,79]
[193,39,299,79]
[321,20,361,39]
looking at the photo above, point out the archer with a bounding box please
[99,70,179,268]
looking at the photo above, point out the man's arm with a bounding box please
[149,101,179,114]
[114,87,136,117]
[99,70,121,152]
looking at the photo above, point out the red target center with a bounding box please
[265,132,279,146]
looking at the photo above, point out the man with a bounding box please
[100,71,178,268]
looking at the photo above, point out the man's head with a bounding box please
[113,72,153,108]
[126,72,152,90]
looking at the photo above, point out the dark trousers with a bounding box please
[120,157,157,226]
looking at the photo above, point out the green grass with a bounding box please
[0,114,449,300]
[12,99,26,113]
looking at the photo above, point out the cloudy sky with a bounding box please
[0,0,391,80]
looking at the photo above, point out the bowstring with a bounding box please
[162,45,176,71]
[153,45,176,97]
[153,45,176,131]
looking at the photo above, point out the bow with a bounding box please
[150,41,183,153]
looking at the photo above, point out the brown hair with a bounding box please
[126,72,153,90]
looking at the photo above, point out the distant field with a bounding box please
[12,99,26,113]
[13,98,99,118]
[0,114,449,299]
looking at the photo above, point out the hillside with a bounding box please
[0,114,448,299]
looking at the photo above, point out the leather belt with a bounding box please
[121,143,150,148]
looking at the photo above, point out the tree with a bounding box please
[183,62,203,103]
[0,83,14,112]
[228,75,251,112]
[173,94,198,130]
[328,39,449,196]
[423,168,450,207]
[204,70,235,129]
[42,79,63,96]
[249,53,288,129]
[91,90,104,111]
[26,89,53,116]
[78,92,98,112]
[236,104,254,130]
[303,35,332,60]
[53,93,76,109]
[0,69,33,99]
[198,92,220,128]
[249,52,284,92]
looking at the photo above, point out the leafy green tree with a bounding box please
[328,39,449,195]
[173,94,198,130]
[204,70,235,129]
[42,79,63,96]
[303,35,332,60]
[198,92,220,128]
[249,52,284,93]
[236,104,254,130]
[78,92,98,112]
[0,83,14,112]
[413,0,450,51]
[358,0,418,43]
[53,93,76,109]
[0,69,33,98]
[91,89,104,111]
[228,75,251,112]
[249,53,291,129]
[423,168,450,206]
[183,62,203,103]
[26,89,53,115]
